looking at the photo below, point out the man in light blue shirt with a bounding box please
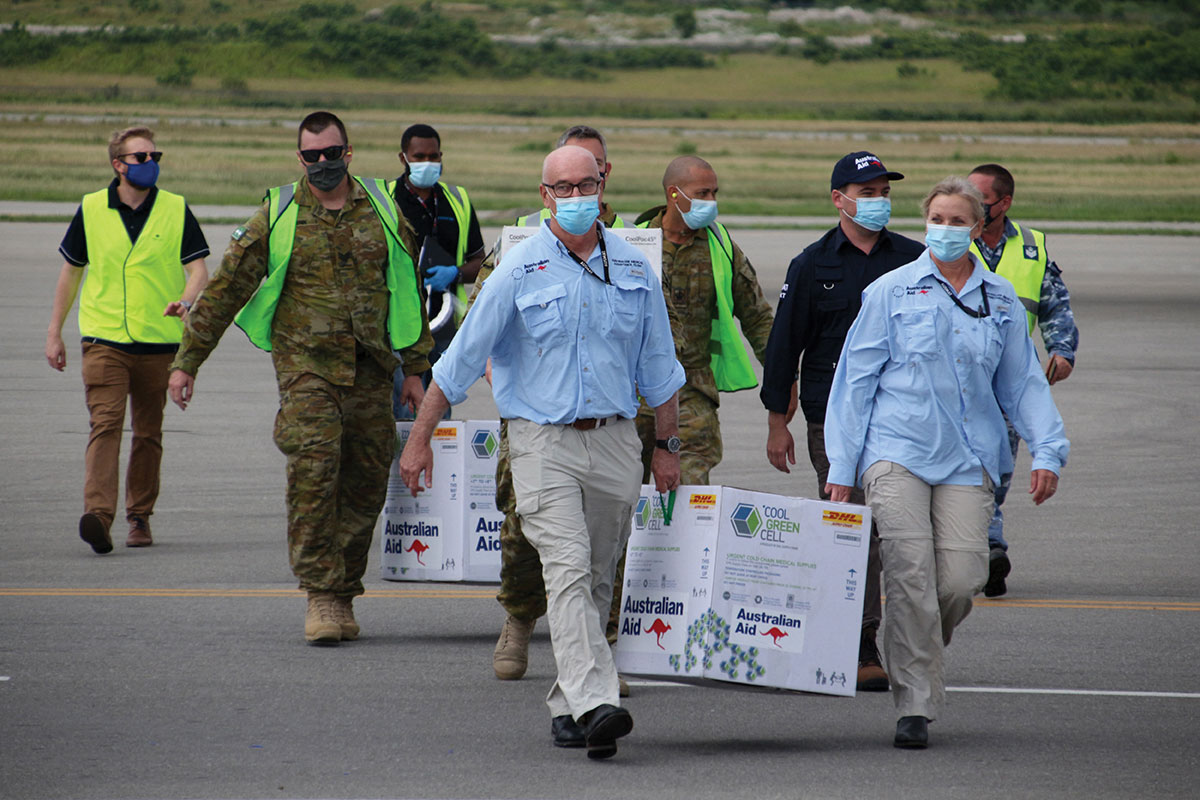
[401,145,684,760]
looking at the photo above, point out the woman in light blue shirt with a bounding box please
[824,176,1068,750]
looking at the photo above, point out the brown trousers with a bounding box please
[80,342,174,525]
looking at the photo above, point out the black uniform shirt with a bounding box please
[760,225,925,424]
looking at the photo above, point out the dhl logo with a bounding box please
[689,493,717,507]
[822,510,863,527]
[433,426,456,438]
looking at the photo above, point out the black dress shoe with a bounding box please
[894,715,929,749]
[581,704,633,760]
[984,547,1011,597]
[551,715,585,748]
[79,513,113,555]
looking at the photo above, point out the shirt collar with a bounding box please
[909,249,998,295]
[831,223,896,255]
[296,173,365,207]
[106,177,158,212]
[536,218,601,262]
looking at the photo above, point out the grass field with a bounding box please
[3,91,1198,221]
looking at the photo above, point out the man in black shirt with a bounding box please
[46,126,209,553]
[390,123,485,418]
[760,151,925,692]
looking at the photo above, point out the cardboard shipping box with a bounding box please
[379,420,503,583]
[614,485,871,697]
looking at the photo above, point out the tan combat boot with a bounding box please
[493,614,535,679]
[333,595,360,641]
[305,592,341,645]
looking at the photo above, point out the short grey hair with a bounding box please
[556,124,607,160]
[921,175,985,223]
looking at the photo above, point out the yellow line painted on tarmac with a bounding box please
[2,589,1197,611]
[0,587,496,599]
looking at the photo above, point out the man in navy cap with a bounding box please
[759,151,925,692]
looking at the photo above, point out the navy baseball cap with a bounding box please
[830,151,904,190]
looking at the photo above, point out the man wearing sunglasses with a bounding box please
[401,145,683,759]
[46,126,210,555]
[167,111,433,645]
[388,123,486,419]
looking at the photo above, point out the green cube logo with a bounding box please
[634,496,652,530]
[730,503,762,538]
[471,429,498,459]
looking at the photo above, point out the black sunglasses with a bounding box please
[119,151,163,164]
[299,145,347,164]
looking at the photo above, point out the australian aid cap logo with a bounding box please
[729,502,801,543]
[619,592,686,653]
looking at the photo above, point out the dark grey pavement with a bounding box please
[2,222,1198,799]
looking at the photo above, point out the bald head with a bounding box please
[663,155,714,190]
[543,145,600,185]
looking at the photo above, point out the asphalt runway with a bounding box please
[2,221,1198,799]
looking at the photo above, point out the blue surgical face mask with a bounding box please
[405,157,442,189]
[839,191,890,231]
[552,194,600,236]
[925,223,974,262]
[676,187,718,230]
[125,159,159,189]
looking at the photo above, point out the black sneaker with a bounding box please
[984,547,1011,598]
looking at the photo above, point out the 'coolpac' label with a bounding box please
[729,605,806,654]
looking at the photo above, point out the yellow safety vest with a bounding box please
[233,177,422,352]
[387,179,476,324]
[637,219,758,392]
[78,188,187,344]
[970,220,1046,334]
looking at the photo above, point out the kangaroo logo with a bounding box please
[406,539,429,565]
[761,626,788,647]
[646,618,672,650]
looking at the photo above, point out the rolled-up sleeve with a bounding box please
[993,304,1070,475]
[824,287,890,487]
[431,273,511,405]
[635,269,686,408]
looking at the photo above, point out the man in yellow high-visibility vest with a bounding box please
[968,163,1079,598]
[46,126,209,555]
[390,123,486,418]
[167,111,432,645]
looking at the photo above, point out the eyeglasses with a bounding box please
[299,144,347,164]
[118,151,163,164]
[542,178,600,198]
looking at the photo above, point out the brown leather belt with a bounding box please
[569,416,617,431]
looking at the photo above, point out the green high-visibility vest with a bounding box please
[638,219,758,392]
[516,207,627,228]
[233,177,422,352]
[78,188,187,344]
[970,220,1046,334]
[387,179,476,324]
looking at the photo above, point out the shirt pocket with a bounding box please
[515,283,568,343]
[603,279,647,339]
[894,306,941,361]
[978,313,1011,371]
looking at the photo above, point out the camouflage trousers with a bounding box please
[273,360,393,598]
[496,391,723,639]
[495,419,547,621]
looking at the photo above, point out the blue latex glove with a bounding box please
[424,264,458,293]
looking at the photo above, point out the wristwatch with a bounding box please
[655,435,682,454]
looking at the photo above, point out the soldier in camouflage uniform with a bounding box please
[168,112,432,645]
[969,164,1079,598]
[472,127,626,681]
[631,156,774,485]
